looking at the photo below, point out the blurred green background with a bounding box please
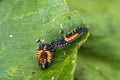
[66,0,120,80]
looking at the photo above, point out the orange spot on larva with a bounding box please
[64,33,79,42]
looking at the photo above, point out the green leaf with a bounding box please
[0,0,89,80]
[66,0,120,80]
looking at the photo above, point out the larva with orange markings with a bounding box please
[37,44,54,70]
[36,27,88,70]
[51,27,88,48]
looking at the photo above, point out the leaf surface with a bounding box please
[0,0,89,80]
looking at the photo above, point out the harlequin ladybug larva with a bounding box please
[36,27,88,70]
[51,27,88,48]
[37,40,54,70]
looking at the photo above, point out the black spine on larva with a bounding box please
[37,44,45,50]
[65,32,74,38]
[40,52,48,70]
[38,44,54,52]
[45,44,54,52]
[76,27,88,35]
[51,38,67,48]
